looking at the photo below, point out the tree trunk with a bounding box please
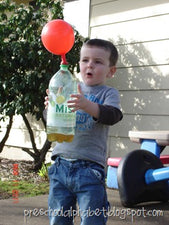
[33,139,52,171]
[0,115,13,153]
[21,114,51,171]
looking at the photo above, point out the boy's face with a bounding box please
[79,46,116,86]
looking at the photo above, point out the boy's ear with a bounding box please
[107,66,116,78]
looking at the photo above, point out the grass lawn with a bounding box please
[0,179,49,199]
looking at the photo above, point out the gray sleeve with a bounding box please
[95,104,123,125]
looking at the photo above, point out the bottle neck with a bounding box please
[60,64,69,71]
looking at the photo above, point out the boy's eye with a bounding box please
[81,59,88,63]
[95,60,102,64]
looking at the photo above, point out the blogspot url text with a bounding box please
[24,206,164,222]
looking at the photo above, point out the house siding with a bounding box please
[90,0,169,157]
[1,0,169,161]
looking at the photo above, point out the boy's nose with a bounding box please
[87,61,94,68]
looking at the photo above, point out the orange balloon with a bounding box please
[41,19,75,55]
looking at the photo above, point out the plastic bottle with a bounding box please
[46,64,77,142]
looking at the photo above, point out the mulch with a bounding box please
[0,157,41,200]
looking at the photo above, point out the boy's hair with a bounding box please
[83,39,118,66]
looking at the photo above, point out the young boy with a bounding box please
[46,39,123,225]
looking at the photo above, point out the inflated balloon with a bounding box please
[41,19,75,55]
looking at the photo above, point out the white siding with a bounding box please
[90,0,169,157]
[1,0,169,161]
[4,115,46,149]
[63,0,90,37]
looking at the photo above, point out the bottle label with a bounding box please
[47,91,76,128]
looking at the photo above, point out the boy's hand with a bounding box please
[67,84,100,119]
[44,89,49,109]
[67,84,88,112]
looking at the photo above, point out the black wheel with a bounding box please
[117,150,168,207]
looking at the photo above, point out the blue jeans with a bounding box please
[48,157,109,225]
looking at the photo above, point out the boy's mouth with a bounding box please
[86,72,93,77]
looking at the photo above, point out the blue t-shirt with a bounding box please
[51,82,122,167]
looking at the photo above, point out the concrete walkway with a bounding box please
[0,189,168,225]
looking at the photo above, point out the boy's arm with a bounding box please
[96,104,123,125]
[68,84,123,125]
